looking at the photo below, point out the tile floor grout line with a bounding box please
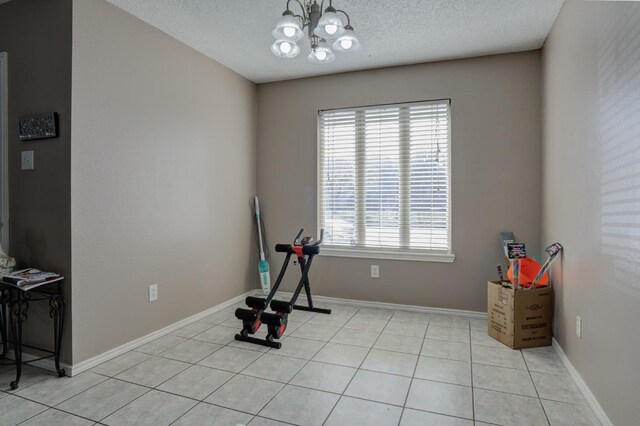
[4,304,316,425]
[227,365,592,406]
[96,322,592,417]
[33,400,139,426]
[0,369,50,393]
[522,347,552,426]
[11,407,51,426]
[317,391,481,421]
[90,384,155,423]
[537,396,592,407]
[6,310,461,425]
[254,303,357,426]
[398,315,431,426]
[16,383,484,426]
[42,374,122,418]
[469,321,476,422]
[251,415,298,425]
[5,307,597,425]
[112,304,290,377]
[398,405,481,424]
[320,307,395,426]
[5,373,116,415]
[168,305,283,426]
[91,351,157,377]
[168,302,329,425]
[166,301,337,425]
[10,379,155,425]
[151,353,236,393]
[468,358,536,373]
[84,305,263,424]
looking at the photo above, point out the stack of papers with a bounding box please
[3,268,61,290]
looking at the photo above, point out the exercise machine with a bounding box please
[234,228,331,349]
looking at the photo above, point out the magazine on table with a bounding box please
[2,268,61,290]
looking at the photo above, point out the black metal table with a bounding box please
[0,277,66,389]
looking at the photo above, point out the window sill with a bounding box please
[319,247,456,263]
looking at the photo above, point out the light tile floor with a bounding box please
[0,302,602,425]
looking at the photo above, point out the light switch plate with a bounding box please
[21,151,34,170]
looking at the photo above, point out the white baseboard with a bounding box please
[276,291,611,425]
[272,291,487,319]
[11,288,610,426]
[59,289,607,426]
[9,290,485,378]
[552,338,612,426]
[62,290,254,376]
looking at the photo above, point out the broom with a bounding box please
[254,196,271,296]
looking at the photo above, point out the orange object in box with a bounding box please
[507,257,549,288]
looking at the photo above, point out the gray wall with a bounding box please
[542,1,640,424]
[257,52,542,312]
[0,0,73,363]
[71,0,257,363]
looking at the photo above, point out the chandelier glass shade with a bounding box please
[272,13,304,41]
[271,0,359,64]
[308,39,336,64]
[314,9,345,38]
[271,39,301,58]
[332,25,360,52]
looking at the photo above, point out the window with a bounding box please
[318,99,453,262]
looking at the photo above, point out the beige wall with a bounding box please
[0,0,72,363]
[257,52,542,312]
[542,1,640,424]
[71,0,257,363]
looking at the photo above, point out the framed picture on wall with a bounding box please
[18,112,58,141]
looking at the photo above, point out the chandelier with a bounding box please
[271,0,360,64]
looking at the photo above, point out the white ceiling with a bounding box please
[105,0,564,83]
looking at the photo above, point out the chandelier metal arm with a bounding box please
[286,0,307,15]
[335,9,351,26]
[286,0,312,28]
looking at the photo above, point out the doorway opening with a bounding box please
[0,52,9,251]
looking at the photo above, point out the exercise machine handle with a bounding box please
[276,229,322,253]
[312,229,324,246]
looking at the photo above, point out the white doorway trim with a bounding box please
[0,52,8,251]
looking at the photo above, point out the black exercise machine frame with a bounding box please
[234,228,330,349]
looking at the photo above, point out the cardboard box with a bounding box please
[487,281,553,349]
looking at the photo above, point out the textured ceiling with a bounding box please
[105,0,564,83]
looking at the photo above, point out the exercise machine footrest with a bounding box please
[260,312,284,326]
[270,300,293,313]
[235,308,258,322]
[245,296,267,309]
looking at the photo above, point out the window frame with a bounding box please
[316,99,455,263]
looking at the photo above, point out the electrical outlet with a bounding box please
[149,284,158,302]
[576,315,582,338]
[371,265,379,278]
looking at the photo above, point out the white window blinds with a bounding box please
[319,99,451,253]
